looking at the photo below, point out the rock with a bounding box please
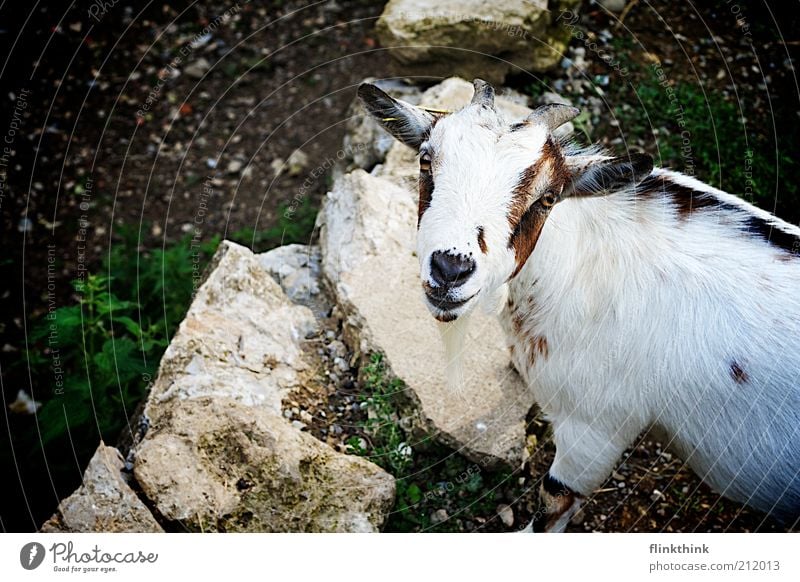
[133,241,395,532]
[319,99,535,467]
[41,443,162,533]
[287,149,309,177]
[259,244,322,304]
[144,241,317,416]
[597,0,628,12]
[184,57,211,79]
[430,508,449,524]
[135,398,394,532]
[7,389,41,414]
[270,157,285,176]
[226,159,243,174]
[375,0,582,84]
[17,217,33,232]
[496,503,514,527]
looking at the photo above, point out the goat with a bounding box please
[358,78,800,531]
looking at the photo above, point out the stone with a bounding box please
[144,241,317,418]
[597,0,628,13]
[226,159,243,174]
[287,149,309,177]
[184,57,211,79]
[40,443,163,533]
[133,241,395,532]
[135,398,394,532]
[496,503,515,527]
[319,161,535,467]
[375,0,582,84]
[259,244,322,305]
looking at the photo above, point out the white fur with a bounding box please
[503,176,800,520]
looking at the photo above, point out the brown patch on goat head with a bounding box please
[477,226,488,254]
[418,172,434,226]
[730,360,749,384]
[507,139,569,277]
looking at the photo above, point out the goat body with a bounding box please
[503,164,800,522]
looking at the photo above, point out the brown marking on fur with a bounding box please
[418,172,434,226]
[777,253,795,262]
[512,314,524,334]
[527,335,549,367]
[730,361,749,384]
[534,336,549,358]
[507,139,571,277]
[508,201,550,278]
[477,226,488,254]
[535,475,584,532]
[435,312,458,323]
[638,176,800,256]
[637,175,725,220]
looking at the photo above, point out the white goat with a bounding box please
[358,79,800,531]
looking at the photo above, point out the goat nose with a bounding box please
[430,251,475,288]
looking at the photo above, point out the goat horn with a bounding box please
[526,104,580,131]
[471,78,495,108]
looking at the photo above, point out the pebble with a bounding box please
[17,217,33,233]
[184,57,211,79]
[651,489,664,502]
[496,504,514,527]
[287,149,309,177]
[327,340,347,359]
[291,420,307,430]
[333,357,349,373]
[226,159,243,174]
[430,509,449,524]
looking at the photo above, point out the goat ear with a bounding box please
[563,153,653,198]
[357,83,441,150]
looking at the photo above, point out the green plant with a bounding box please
[24,227,221,467]
[612,58,799,223]
[349,353,524,532]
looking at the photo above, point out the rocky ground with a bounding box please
[3,0,798,532]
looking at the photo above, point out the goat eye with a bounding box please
[541,190,558,207]
[419,152,432,172]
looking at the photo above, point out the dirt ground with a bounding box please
[1,0,798,532]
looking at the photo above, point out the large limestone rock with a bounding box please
[133,241,395,532]
[318,78,540,468]
[375,0,581,84]
[135,397,395,532]
[319,81,540,469]
[41,443,163,533]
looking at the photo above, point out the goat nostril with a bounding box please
[430,251,476,287]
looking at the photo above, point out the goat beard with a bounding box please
[437,284,507,394]
[437,309,474,395]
